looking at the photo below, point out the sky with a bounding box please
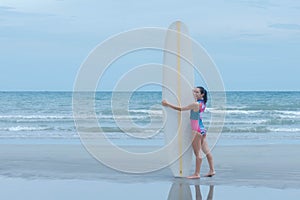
[1,0,300,91]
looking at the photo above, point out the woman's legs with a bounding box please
[201,137,215,177]
[187,132,202,179]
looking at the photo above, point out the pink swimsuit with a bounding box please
[190,99,206,135]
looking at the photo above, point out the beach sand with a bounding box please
[1,143,300,199]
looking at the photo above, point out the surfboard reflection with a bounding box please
[167,181,214,200]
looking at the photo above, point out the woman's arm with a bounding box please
[162,100,196,111]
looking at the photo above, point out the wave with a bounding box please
[128,109,162,115]
[207,109,263,115]
[268,128,300,132]
[0,132,79,139]
[224,118,300,126]
[274,110,300,116]
[0,126,54,132]
[0,115,72,120]
[224,119,269,125]
[221,126,270,133]
[1,125,299,139]
[0,116,75,124]
[208,108,300,114]
[0,113,163,122]
[2,109,298,121]
[77,126,162,133]
[0,126,76,132]
[98,115,163,121]
[222,126,300,133]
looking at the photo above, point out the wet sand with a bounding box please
[1,143,300,199]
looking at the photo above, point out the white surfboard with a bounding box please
[162,21,194,177]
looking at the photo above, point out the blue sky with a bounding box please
[1,0,300,91]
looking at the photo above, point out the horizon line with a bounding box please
[1,90,300,92]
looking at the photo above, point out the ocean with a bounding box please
[1,91,300,145]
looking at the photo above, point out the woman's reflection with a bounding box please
[168,182,214,200]
[194,185,214,200]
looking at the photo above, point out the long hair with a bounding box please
[197,86,207,104]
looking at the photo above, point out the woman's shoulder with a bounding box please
[191,102,199,106]
[190,102,199,110]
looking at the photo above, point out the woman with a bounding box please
[162,86,215,179]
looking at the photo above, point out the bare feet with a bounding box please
[204,171,216,177]
[187,174,200,179]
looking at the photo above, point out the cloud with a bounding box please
[0,5,55,18]
[269,23,300,31]
[0,6,15,12]
[229,0,278,9]
[239,33,267,37]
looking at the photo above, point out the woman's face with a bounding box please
[193,88,203,100]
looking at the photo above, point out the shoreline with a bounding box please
[2,176,299,200]
[1,143,300,189]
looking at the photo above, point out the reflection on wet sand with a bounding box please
[194,185,214,200]
[168,181,214,200]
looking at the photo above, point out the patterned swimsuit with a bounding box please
[190,99,206,135]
